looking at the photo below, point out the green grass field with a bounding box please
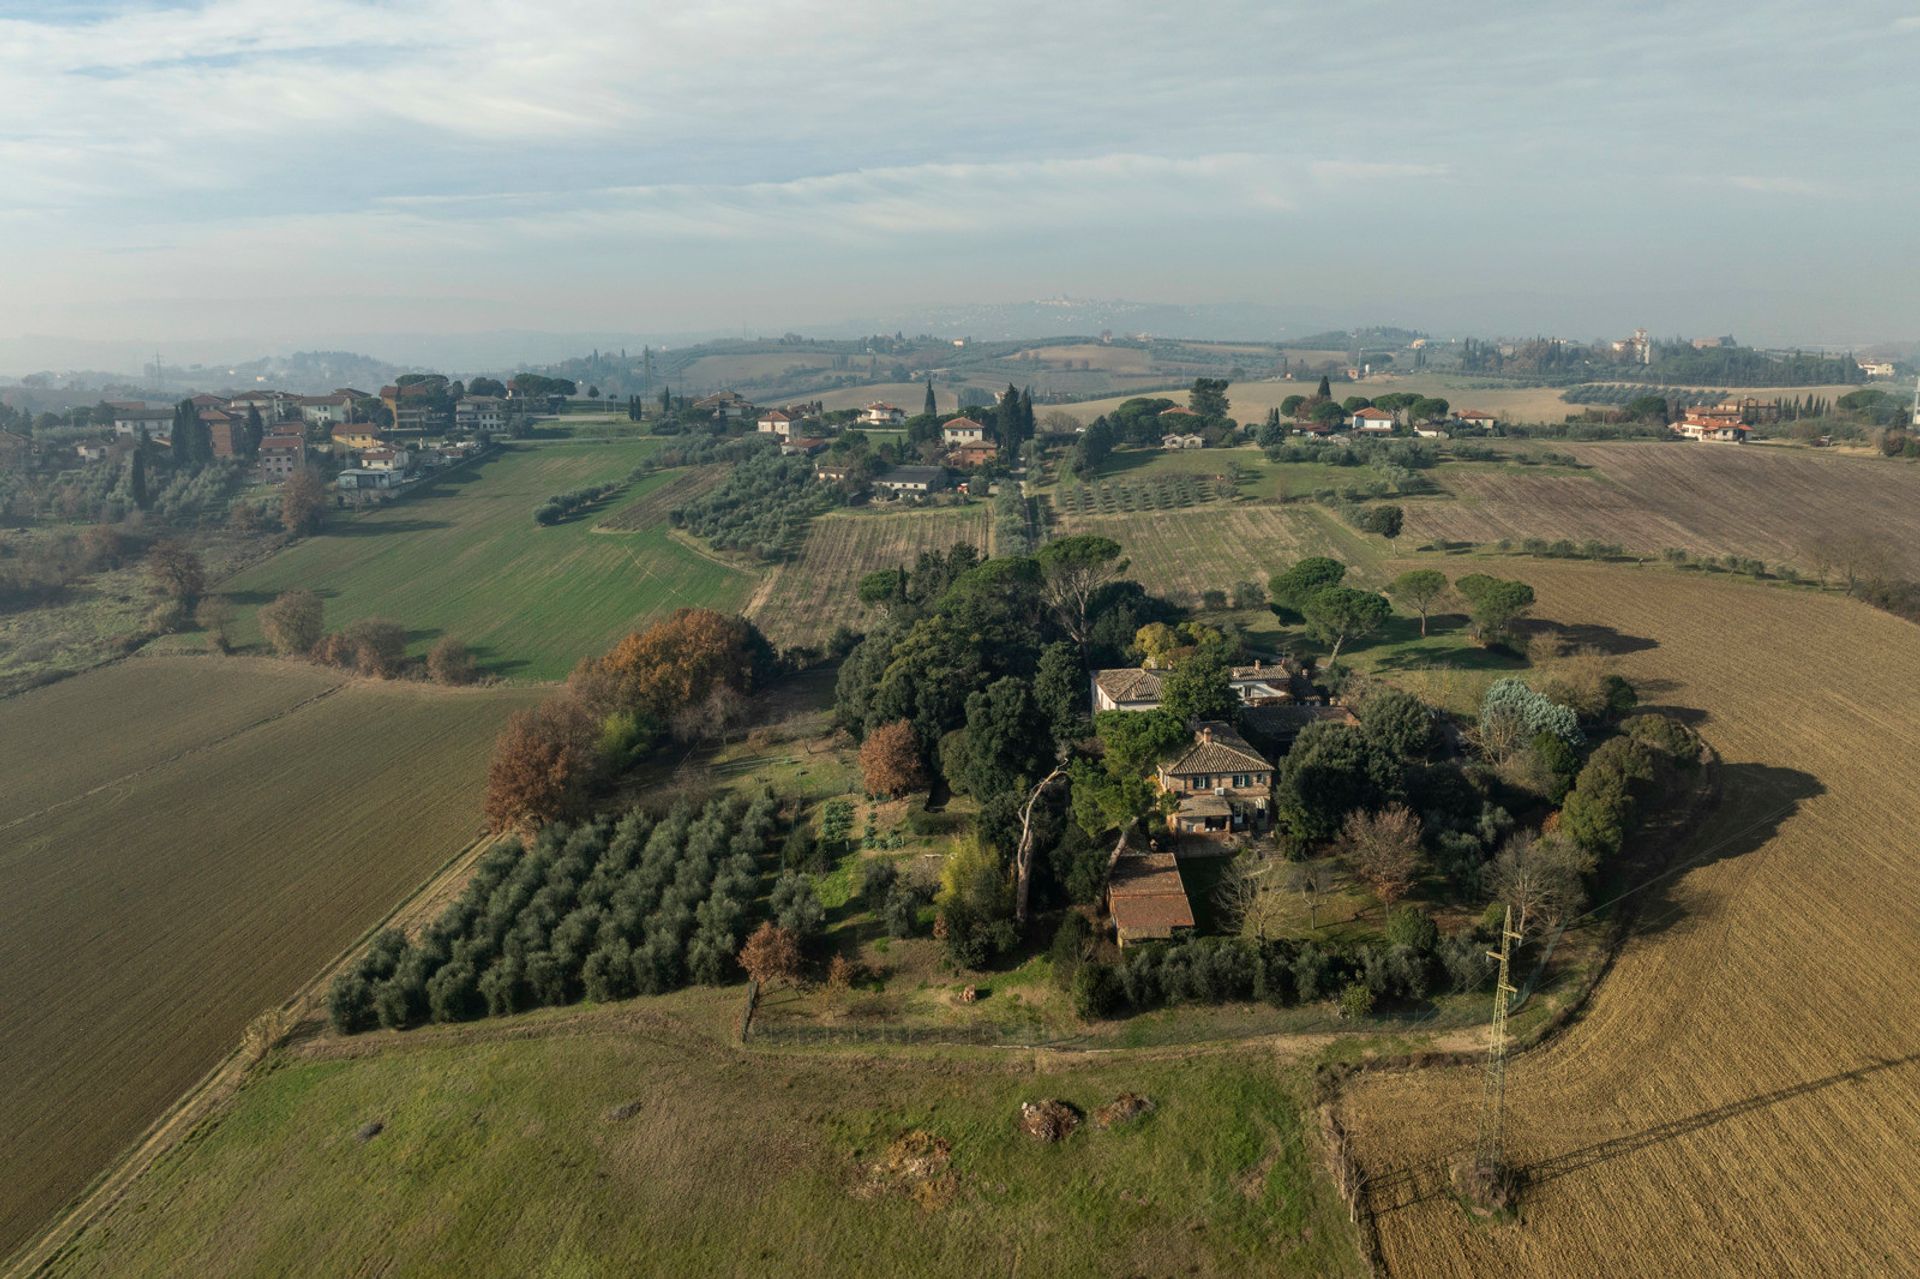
[54,1014,1363,1278]
[0,656,542,1258]
[220,442,757,681]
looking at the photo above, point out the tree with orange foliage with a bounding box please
[737,921,803,988]
[483,698,599,833]
[1339,803,1424,908]
[859,719,926,798]
[570,607,773,721]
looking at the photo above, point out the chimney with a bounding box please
[1199,725,1213,743]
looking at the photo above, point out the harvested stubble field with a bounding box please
[0,656,542,1257]
[51,1009,1363,1277]
[220,441,753,681]
[1341,562,1920,1277]
[1408,442,1920,576]
[747,506,990,647]
[1050,504,1380,605]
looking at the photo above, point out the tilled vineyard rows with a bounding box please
[1408,443,1920,576]
[1050,505,1375,605]
[747,507,992,647]
[594,465,727,532]
[0,666,542,1257]
[1340,562,1920,1277]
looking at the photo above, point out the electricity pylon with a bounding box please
[1474,904,1523,1187]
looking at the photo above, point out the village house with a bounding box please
[188,393,227,410]
[330,423,385,451]
[1455,410,1497,430]
[454,396,508,433]
[227,390,289,422]
[873,465,948,498]
[360,446,411,472]
[941,416,988,446]
[1349,406,1397,434]
[336,467,403,492]
[1156,722,1273,837]
[779,436,828,457]
[201,409,247,459]
[1094,657,1307,715]
[1161,432,1206,449]
[1294,419,1338,438]
[296,393,355,426]
[1672,415,1750,443]
[756,408,795,438]
[1858,360,1896,379]
[859,402,907,427]
[258,434,306,478]
[1106,850,1195,948]
[813,461,856,485]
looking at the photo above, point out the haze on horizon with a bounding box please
[4,0,1917,365]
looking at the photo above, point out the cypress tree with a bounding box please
[924,378,936,416]
[129,431,150,510]
[1316,374,1332,399]
[659,385,671,414]
[244,405,264,458]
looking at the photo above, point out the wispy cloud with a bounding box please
[1726,174,1841,197]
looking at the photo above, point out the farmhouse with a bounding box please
[756,408,795,437]
[1349,406,1396,434]
[1455,410,1497,430]
[693,391,753,420]
[1091,667,1165,712]
[873,465,948,497]
[859,402,907,426]
[947,442,999,468]
[813,461,855,484]
[1242,702,1358,752]
[779,436,828,457]
[941,416,987,446]
[1161,433,1207,449]
[1156,722,1272,837]
[1672,414,1750,443]
[1106,851,1195,947]
[1158,406,1200,420]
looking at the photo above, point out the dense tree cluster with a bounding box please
[327,791,779,1032]
[534,473,635,526]
[671,450,836,558]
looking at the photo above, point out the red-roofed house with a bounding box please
[756,408,795,438]
[258,434,306,478]
[947,442,999,468]
[859,402,907,427]
[1672,415,1750,443]
[941,416,987,446]
[1349,406,1397,434]
[1456,410,1497,430]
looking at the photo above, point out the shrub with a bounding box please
[258,589,324,657]
[770,870,825,942]
[883,880,926,937]
[1338,981,1375,1020]
[427,636,478,685]
[1072,960,1119,1019]
[1385,904,1439,952]
[1049,911,1092,989]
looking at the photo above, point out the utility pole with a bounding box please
[1470,905,1523,1205]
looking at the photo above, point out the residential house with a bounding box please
[1161,432,1206,449]
[1455,410,1497,430]
[227,390,287,421]
[360,446,411,472]
[756,408,796,438]
[1106,851,1195,948]
[75,442,110,462]
[1349,406,1396,434]
[941,416,987,446]
[1156,722,1273,837]
[1091,667,1164,713]
[258,435,306,478]
[111,406,173,438]
[1228,660,1295,706]
[1858,360,1895,379]
[336,467,402,491]
[1294,420,1338,437]
[454,396,508,433]
[814,461,856,484]
[779,436,828,457]
[859,401,907,427]
[1159,405,1201,421]
[947,442,999,469]
[201,409,245,459]
[380,383,448,435]
[873,465,948,497]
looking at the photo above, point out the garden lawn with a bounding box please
[221,442,758,681]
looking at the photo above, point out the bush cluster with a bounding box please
[327,791,779,1033]
[534,473,636,526]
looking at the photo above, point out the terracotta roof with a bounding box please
[1093,668,1163,704]
[942,416,985,430]
[1458,409,1495,419]
[1163,722,1269,776]
[1352,407,1395,420]
[1159,405,1199,416]
[1107,852,1195,936]
[1176,794,1234,819]
[759,409,793,421]
[259,438,304,453]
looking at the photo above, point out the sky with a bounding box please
[3,0,1918,366]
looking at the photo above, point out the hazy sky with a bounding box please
[4,0,1918,356]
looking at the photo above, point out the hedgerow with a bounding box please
[327,789,780,1033]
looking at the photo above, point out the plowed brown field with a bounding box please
[1407,443,1920,576]
[1341,562,1920,1277]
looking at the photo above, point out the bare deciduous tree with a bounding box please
[1339,804,1423,909]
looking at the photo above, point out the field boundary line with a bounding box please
[3,828,506,1279]
[0,677,346,836]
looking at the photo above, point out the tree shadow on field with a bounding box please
[1623,763,1824,942]
[1522,618,1658,656]
[1519,1052,1920,1189]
